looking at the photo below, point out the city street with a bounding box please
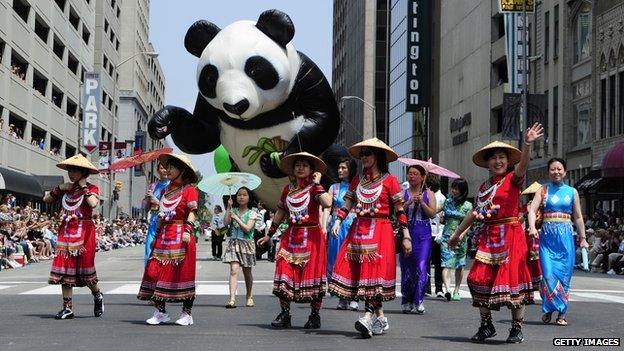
[1,241,623,351]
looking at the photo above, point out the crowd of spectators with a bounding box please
[0,196,146,271]
[580,210,624,275]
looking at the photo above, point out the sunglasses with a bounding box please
[359,149,374,158]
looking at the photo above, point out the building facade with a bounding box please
[0,0,164,217]
[332,0,388,147]
[387,0,440,182]
[591,0,624,214]
[437,0,508,194]
[0,0,94,205]
[116,0,164,217]
[524,0,593,187]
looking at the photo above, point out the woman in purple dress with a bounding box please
[400,165,437,314]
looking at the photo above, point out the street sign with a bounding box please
[82,72,101,153]
[500,0,534,13]
[405,0,432,111]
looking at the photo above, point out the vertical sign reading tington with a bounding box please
[406,0,432,111]
[82,72,101,153]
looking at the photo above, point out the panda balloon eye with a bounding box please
[245,56,279,90]
[198,64,219,98]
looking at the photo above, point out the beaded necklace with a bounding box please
[353,174,388,216]
[158,185,185,221]
[61,188,84,222]
[286,184,313,224]
[472,177,504,220]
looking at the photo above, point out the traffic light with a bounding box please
[115,180,124,191]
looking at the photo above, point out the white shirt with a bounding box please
[431,190,446,239]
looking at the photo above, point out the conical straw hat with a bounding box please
[522,181,542,195]
[348,138,399,162]
[280,152,327,176]
[56,154,99,174]
[472,141,521,168]
[158,153,198,183]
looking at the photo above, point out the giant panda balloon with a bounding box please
[148,9,340,208]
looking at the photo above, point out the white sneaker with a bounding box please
[436,291,445,298]
[355,316,373,338]
[401,303,413,314]
[336,299,348,310]
[175,311,194,326]
[607,269,616,275]
[146,310,170,325]
[372,316,389,335]
[412,303,425,314]
[349,301,359,311]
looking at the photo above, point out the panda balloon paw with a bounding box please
[260,153,286,179]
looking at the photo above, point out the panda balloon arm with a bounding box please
[147,98,221,154]
[282,53,340,156]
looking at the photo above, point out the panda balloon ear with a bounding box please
[184,20,221,58]
[256,10,295,48]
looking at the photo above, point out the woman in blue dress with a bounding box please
[528,158,588,326]
[144,163,170,265]
[322,157,357,310]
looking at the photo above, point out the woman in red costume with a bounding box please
[449,123,544,344]
[138,153,199,326]
[258,152,333,329]
[44,154,104,320]
[328,138,412,338]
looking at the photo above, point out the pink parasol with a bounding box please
[398,157,461,179]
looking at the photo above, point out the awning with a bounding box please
[575,169,623,195]
[0,166,44,198]
[34,175,65,192]
[602,142,624,177]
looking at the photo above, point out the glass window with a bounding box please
[544,11,549,63]
[575,3,591,62]
[554,5,559,58]
[600,78,606,138]
[575,103,590,146]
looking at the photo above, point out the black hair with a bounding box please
[483,148,510,162]
[406,165,426,176]
[547,157,567,171]
[371,148,389,173]
[66,166,90,179]
[233,186,257,209]
[166,157,195,183]
[427,174,441,192]
[451,178,469,204]
[338,157,357,182]
[293,157,314,171]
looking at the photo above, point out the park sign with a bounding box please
[82,72,101,153]
[499,0,534,13]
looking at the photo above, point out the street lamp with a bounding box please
[340,95,377,138]
[109,51,158,219]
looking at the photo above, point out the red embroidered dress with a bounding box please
[49,183,99,287]
[328,173,403,301]
[138,185,198,302]
[467,171,539,309]
[272,181,327,302]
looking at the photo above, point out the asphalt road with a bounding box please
[1,240,622,351]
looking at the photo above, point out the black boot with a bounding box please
[93,292,104,317]
[471,322,497,342]
[54,308,74,320]
[304,312,321,329]
[506,325,523,343]
[271,310,291,329]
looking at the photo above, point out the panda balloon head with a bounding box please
[148,10,340,209]
[188,11,301,121]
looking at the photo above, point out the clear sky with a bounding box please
[149,1,333,180]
